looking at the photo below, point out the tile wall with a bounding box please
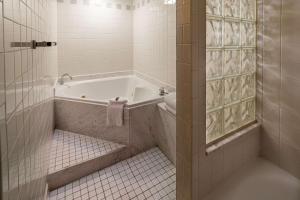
[176,0,193,198]
[133,0,176,88]
[57,0,133,77]
[176,0,261,199]
[258,0,300,179]
[57,0,176,88]
[0,0,58,199]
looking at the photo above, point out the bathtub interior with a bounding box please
[55,75,163,105]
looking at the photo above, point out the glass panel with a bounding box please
[241,98,255,126]
[207,80,223,110]
[206,19,222,47]
[206,109,223,143]
[224,76,241,104]
[206,0,256,144]
[224,0,240,18]
[241,22,256,46]
[241,49,256,74]
[241,0,256,20]
[224,103,241,134]
[206,0,222,16]
[224,49,241,76]
[224,20,240,46]
[241,73,255,99]
[206,49,222,79]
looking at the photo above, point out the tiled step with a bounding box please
[47,130,131,190]
[49,147,176,200]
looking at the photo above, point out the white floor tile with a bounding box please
[49,130,125,173]
[49,148,176,200]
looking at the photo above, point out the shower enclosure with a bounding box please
[177,0,300,199]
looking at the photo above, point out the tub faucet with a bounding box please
[59,73,73,85]
[159,87,168,96]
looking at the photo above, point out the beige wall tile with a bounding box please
[0,53,4,106]
[209,149,225,188]
[280,107,300,148]
[280,141,300,179]
[259,0,300,178]
[176,119,193,200]
[0,3,3,53]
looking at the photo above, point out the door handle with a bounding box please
[11,40,57,49]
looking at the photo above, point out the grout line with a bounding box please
[279,0,283,165]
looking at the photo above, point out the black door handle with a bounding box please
[32,40,57,49]
[11,40,57,49]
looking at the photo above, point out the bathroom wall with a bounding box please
[57,0,176,88]
[176,0,261,199]
[259,0,300,179]
[0,0,58,199]
[133,0,176,88]
[57,0,133,77]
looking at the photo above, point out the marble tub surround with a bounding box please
[128,103,157,155]
[55,98,163,156]
[153,103,176,164]
[48,130,130,190]
[55,99,130,145]
[48,148,176,200]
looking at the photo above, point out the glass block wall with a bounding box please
[206,0,256,143]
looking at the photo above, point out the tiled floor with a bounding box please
[48,148,176,200]
[49,130,125,173]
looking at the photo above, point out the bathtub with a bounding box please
[54,75,164,154]
[55,75,163,107]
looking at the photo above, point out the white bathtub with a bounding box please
[54,75,164,149]
[55,75,163,107]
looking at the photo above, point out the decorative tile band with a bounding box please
[56,0,169,10]
[57,0,175,11]
[57,0,133,10]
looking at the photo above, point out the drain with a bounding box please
[81,95,86,98]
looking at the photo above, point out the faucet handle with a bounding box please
[159,87,168,96]
[59,73,73,85]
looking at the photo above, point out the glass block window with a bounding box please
[206,0,256,144]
